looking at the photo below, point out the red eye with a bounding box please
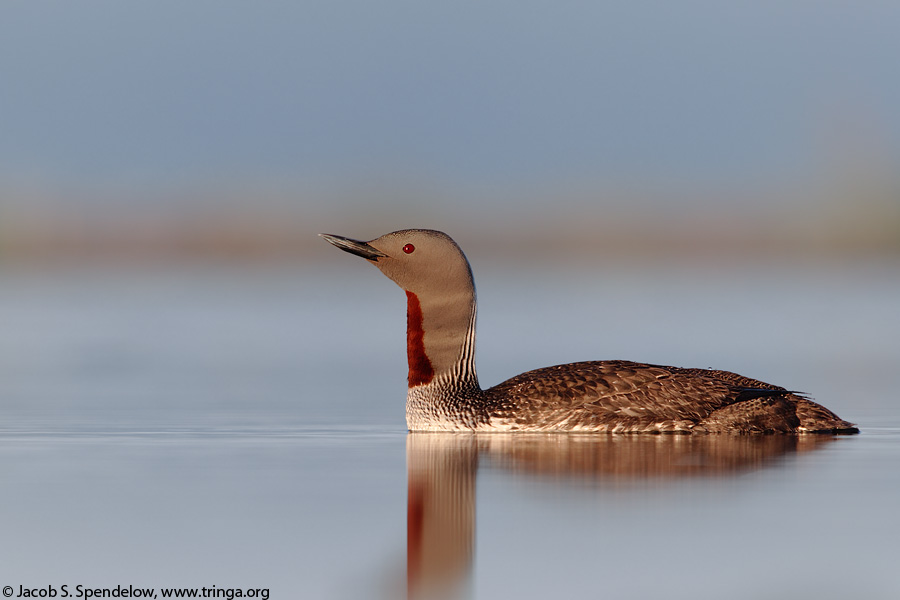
[402,243,415,254]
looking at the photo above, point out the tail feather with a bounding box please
[793,397,858,433]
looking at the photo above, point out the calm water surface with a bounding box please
[0,260,898,599]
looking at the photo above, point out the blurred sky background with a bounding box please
[1,0,899,262]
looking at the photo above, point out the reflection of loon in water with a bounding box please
[405,433,840,600]
[321,229,858,434]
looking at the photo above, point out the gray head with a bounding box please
[319,229,474,296]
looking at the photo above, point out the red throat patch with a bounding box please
[406,291,435,388]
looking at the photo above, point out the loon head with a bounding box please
[319,229,474,297]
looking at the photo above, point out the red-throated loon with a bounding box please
[320,229,858,434]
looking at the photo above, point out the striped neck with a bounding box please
[405,289,481,430]
[405,290,479,391]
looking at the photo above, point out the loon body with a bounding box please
[321,229,857,434]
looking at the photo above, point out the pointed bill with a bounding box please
[319,233,387,261]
